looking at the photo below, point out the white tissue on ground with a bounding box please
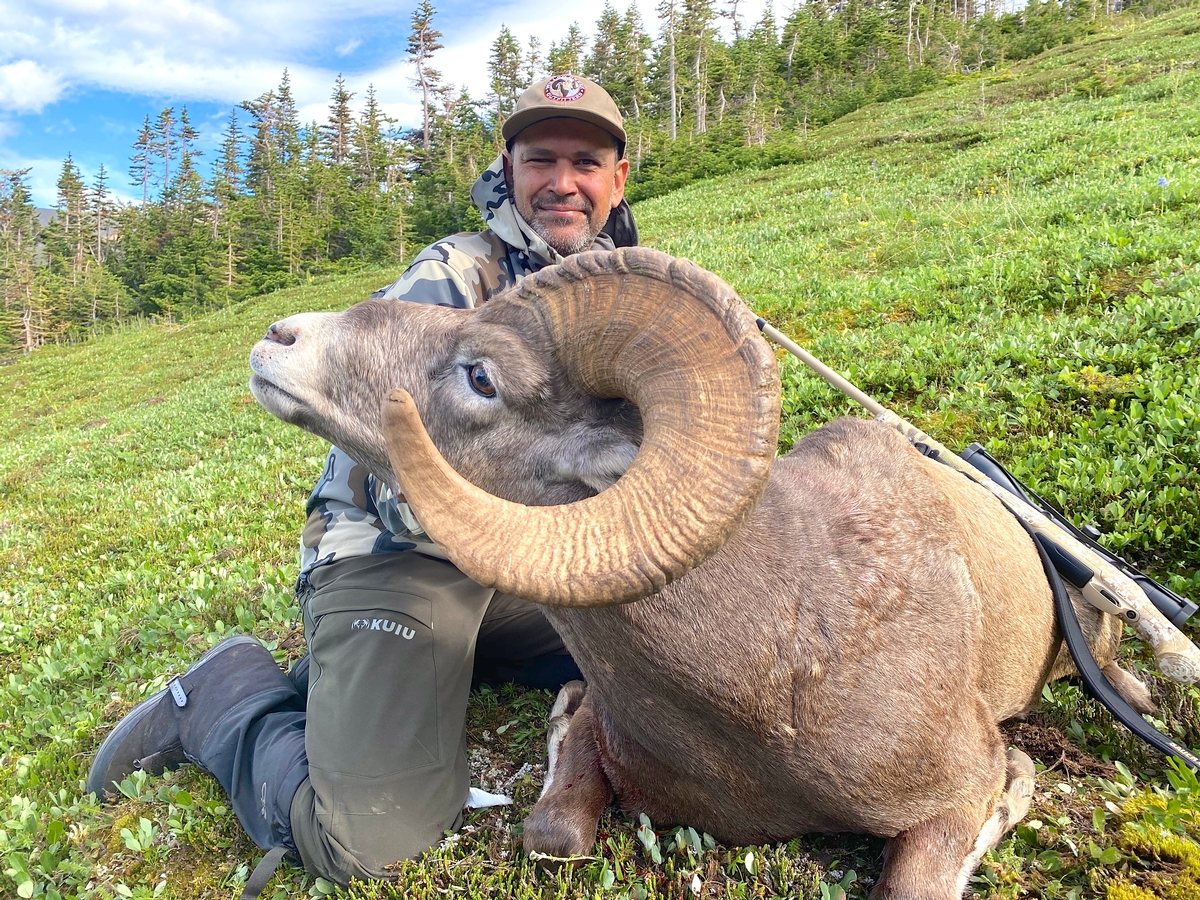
[466,786,513,808]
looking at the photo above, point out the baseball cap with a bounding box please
[502,74,626,147]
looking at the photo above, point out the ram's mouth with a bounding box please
[249,373,307,420]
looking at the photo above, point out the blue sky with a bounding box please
[2,0,769,207]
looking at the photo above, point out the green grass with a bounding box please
[2,8,1200,899]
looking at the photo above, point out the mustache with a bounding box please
[532,193,593,215]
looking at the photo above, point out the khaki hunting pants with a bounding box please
[287,552,570,884]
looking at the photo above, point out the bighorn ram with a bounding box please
[250,248,1153,898]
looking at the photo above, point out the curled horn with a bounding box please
[382,247,781,607]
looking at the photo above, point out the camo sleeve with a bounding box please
[298,448,418,572]
[378,255,474,308]
[378,231,518,309]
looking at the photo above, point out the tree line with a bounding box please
[0,0,1164,355]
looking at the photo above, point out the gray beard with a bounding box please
[539,221,602,256]
[523,204,603,257]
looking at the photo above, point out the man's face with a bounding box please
[503,118,630,257]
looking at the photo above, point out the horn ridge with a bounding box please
[382,248,780,607]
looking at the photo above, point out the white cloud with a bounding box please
[0,60,64,113]
[0,0,771,149]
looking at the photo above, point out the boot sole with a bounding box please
[87,635,265,797]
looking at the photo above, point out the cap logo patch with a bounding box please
[545,75,586,103]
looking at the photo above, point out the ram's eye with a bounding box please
[468,364,496,397]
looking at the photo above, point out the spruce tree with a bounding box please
[212,109,246,301]
[130,115,155,205]
[0,169,48,352]
[525,36,545,83]
[324,75,355,165]
[54,156,90,285]
[407,0,444,153]
[548,24,587,75]
[275,70,303,166]
[586,3,622,89]
[657,0,680,139]
[178,108,202,175]
[154,108,178,199]
[89,165,112,265]
[682,0,717,133]
[354,85,388,187]
[85,165,123,325]
[614,5,652,121]
[489,26,524,125]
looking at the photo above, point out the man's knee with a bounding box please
[288,775,463,884]
[295,553,491,879]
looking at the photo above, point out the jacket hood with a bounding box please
[470,155,613,266]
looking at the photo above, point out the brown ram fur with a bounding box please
[249,256,1147,899]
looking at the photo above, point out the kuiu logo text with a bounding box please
[351,618,416,640]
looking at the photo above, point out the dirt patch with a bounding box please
[277,627,306,654]
[1002,712,1118,778]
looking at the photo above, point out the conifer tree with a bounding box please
[548,24,587,75]
[90,165,112,265]
[407,0,444,153]
[682,0,717,133]
[0,169,48,352]
[525,36,545,83]
[154,108,178,198]
[354,85,388,187]
[657,0,680,139]
[178,108,201,168]
[54,156,90,284]
[211,109,245,300]
[489,26,524,125]
[241,72,304,265]
[586,3,622,88]
[241,90,280,197]
[614,5,652,120]
[349,89,407,265]
[83,165,123,325]
[174,107,205,213]
[275,70,303,166]
[735,9,782,144]
[130,115,155,205]
[324,75,355,165]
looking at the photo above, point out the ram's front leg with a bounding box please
[524,687,613,859]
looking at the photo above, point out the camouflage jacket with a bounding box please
[299,156,616,576]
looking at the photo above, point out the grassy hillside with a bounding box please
[2,8,1199,899]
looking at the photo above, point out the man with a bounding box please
[87,75,632,888]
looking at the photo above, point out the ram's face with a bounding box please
[249,296,641,507]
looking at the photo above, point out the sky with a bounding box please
[2,0,772,207]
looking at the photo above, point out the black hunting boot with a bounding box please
[87,635,308,850]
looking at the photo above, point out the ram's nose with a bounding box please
[264,320,298,346]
